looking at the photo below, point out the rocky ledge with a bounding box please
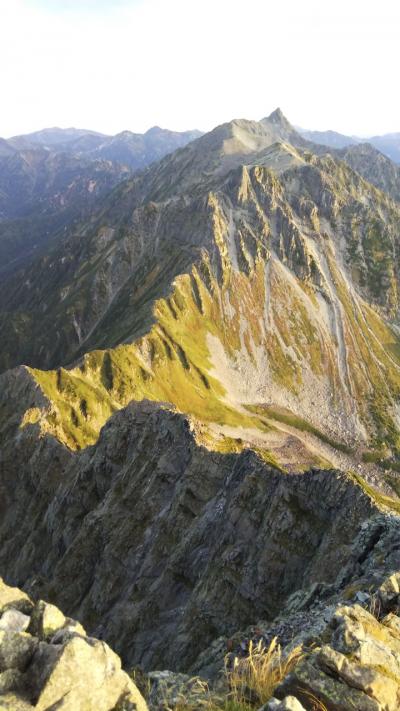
[147,572,400,711]
[0,576,146,711]
[273,589,400,710]
[3,571,400,710]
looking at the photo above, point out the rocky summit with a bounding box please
[2,107,400,711]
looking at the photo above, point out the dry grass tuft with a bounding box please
[368,593,382,620]
[152,638,304,711]
[227,637,303,707]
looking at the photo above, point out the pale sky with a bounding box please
[1,0,399,138]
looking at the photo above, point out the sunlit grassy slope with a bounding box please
[18,153,400,470]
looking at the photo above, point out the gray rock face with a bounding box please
[0,577,147,711]
[0,398,397,673]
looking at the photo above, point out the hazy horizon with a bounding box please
[1,0,399,138]
[2,113,399,142]
[4,114,400,142]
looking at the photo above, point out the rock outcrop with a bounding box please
[150,573,400,710]
[272,593,400,710]
[0,577,147,711]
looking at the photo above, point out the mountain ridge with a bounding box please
[299,125,400,164]
[0,123,204,278]
[5,124,203,171]
[2,114,400,478]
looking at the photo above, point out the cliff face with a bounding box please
[1,393,398,673]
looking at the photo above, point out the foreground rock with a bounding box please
[155,580,400,710]
[0,577,147,711]
[203,571,400,711]
[272,596,400,710]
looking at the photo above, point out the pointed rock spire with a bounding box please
[266,107,293,130]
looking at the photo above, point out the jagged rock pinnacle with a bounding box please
[266,107,293,129]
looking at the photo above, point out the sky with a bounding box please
[0,0,399,138]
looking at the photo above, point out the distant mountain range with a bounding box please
[5,125,203,170]
[0,125,203,223]
[299,127,400,163]
[0,124,201,274]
